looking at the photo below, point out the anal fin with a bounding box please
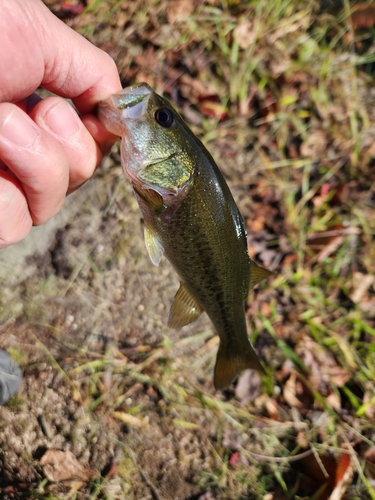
[168,282,204,328]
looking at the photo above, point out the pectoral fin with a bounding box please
[133,185,164,212]
[168,283,204,328]
[144,226,164,266]
[214,340,265,391]
[249,260,275,290]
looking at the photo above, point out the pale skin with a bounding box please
[0,0,122,248]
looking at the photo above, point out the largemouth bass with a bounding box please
[98,83,272,390]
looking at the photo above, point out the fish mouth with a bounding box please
[110,83,153,112]
[98,83,153,137]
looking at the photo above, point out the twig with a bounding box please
[140,470,162,500]
[245,447,313,463]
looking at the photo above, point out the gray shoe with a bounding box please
[0,349,22,405]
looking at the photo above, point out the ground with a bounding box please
[1,1,375,499]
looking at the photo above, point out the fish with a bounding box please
[98,83,273,390]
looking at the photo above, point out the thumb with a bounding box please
[0,0,121,112]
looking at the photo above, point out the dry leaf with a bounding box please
[268,21,304,43]
[198,99,228,121]
[307,225,360,263]
[40,450,96,483]
[167,0,195,24]
[229,451,241,468]
[325,392,341,411]
[362,391,375,419]
[350,272,374,304]
[235,369,262,404]
[296,431,309,449]
[198,490,217,500]
[283,253,297,266]
[60,1,84,15]
[300,450,351,497]
[316,236,344,263]
[300,130,328,158]
[328,453,353,500]
[269,58,291,77]
[296,335,351,395]
[283,372,303,408]
[247,215,265,232]
[179,75,218,104]
[233,21,256,49]
[260,301,271,318]
[350,3,375,30]
[265,397,279,419]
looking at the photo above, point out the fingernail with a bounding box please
[44,101,80,138]
[0,107,39,148]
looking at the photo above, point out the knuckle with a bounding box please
[68,138,98,190]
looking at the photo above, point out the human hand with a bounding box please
[0,0,122,248]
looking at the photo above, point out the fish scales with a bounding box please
[146,152,249,337]
[98,83,272,390]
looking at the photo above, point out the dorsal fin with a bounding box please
[168,282,204,328]
[249,260,275,290]
[144,225,164,266]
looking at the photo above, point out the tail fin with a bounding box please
[213,340,264,390]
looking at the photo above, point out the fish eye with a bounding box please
[155,108,174,128]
